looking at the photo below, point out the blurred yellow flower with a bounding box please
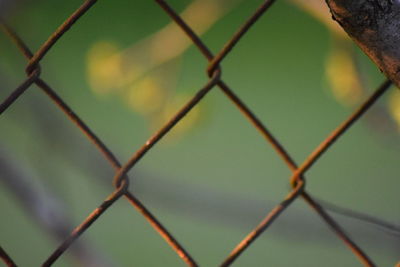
[127,77,166,116]
[87,41,137,95]
[326,41,363,106]
[388,91,400,132]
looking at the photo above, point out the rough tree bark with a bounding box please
[325,0,400,88]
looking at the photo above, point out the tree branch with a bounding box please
[325,0,400,88]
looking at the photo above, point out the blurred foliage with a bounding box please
[1,0,399,266]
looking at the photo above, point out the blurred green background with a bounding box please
[0,0,399,266]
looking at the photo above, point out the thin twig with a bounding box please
[316,197,400,237]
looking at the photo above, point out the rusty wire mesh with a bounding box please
[0,0,397,266]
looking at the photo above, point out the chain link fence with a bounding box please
[0,0,398,266]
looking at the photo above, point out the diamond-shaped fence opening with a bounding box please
[1,0,399,266]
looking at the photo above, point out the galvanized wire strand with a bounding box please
[0,22,34,58]
[42,181,128,266]
[113,70,221,188]
[0,0,396,266]
[286,80,392,266]
[290,79,392,187]
[220,180,305,267]
[25,0,98,74]
[206,0,277,76]
[155,1,377,265]
[2,23,198,267]
[155,0,297,168]
[301,193,375,267]
[122,192,198,267]
[110,70,222,265]
[0,69,40,114]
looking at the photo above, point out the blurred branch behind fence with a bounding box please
[0,0,399,266]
